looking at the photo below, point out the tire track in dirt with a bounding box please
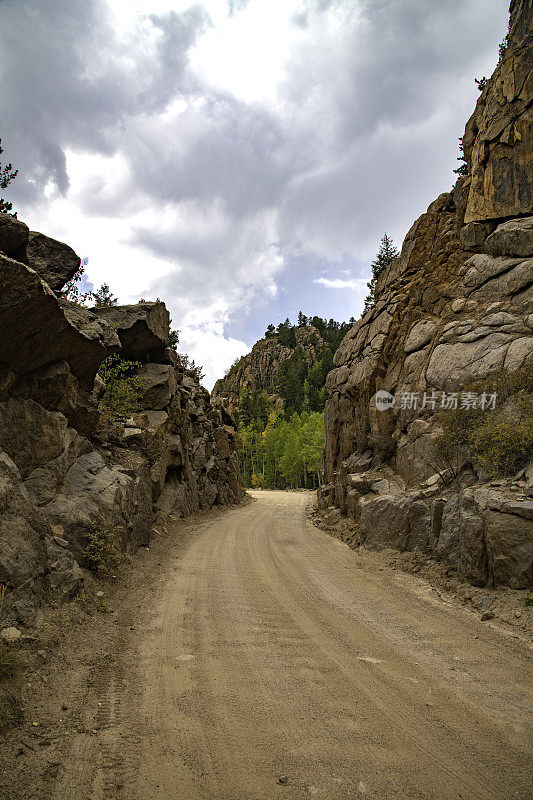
[31,490,533,800]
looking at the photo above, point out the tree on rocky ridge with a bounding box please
[0,138,18,217]
[363,233,399,312]
[92,283,118,308]
[453,137,468,177]
[168,329,180,348]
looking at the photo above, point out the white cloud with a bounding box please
[314,277,367,291]
[0,0,510,389]
[178,326,250,391]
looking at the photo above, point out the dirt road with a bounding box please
[4,491,532,799]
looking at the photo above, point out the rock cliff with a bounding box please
[212,325,326,416]
[319,0,533,589]
[0,219,241,624]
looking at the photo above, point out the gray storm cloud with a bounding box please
[0,0,510,350]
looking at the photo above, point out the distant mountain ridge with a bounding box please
[212,316,353,419]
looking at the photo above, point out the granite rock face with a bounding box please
[0,218,241,625]
[0,451,50,623]
[320,1,533,589]
[92,302,170,361]
[0,213,29,256]
[462,0,532,223]
[14,230,81,292]
[485,216,533,257]
[0,254,121,389]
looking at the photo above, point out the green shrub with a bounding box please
[84,528,125,576]
[433,364,533,479]
[97,354,144,428]
[168,329,180,348]
[76,586,96,613]
[433,408,478,481]
[470,397,533,476]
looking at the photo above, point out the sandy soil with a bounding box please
[1,490,532,800]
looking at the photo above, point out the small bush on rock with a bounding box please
[470,396,533,476]
[91,283,118,307]
[0,138,18,217]
[61,264,92,305]
[97,354,144,431]
[84,527,125,576]
[434,364,533,479]
[168,329,180,348]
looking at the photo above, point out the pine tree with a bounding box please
[363,233,398,312]
[453,137,468,177]
[92,283,118,307]
[0,139,18,217]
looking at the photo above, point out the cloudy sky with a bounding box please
[0,0,509,388]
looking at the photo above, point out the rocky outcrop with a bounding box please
[320,1,533,590]
[0,254,121,389]
[92,302,170,360]
[0,213,29,256]
[0,224,241,625]
[0,215,81,292]
[212,325,326,415]
[462,0,532,223]
[13,231,81,292]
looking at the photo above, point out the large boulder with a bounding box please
[136,363,177,410]
[0,213,29,256]
[425,320,533,390]
[92,302,170,360]
[10,360,99,435]
[482,490,533,588]
[485,217,533,257]
[461,254,532,298]
[359,494,411,550]
[14,230,81,292]
[437,493,488,585]
[59,300,121,386]
[437,488,533,588]
[0,254,120,388]
[358,490,432,552]
[0,398,75,479]
[41,449,153,563]
[0,451,49,623]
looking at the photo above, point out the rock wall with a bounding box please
[0,218,241,624]
[212,325,326,416]
[320,0,533,589]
